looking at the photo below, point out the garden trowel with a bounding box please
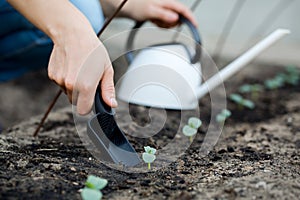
[87,88,141,167]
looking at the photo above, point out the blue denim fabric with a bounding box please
[0,0,104,82]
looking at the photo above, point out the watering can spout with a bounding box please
[195,28,291,100]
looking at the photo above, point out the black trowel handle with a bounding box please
[94,88,115,115]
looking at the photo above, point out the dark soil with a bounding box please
[0,65,299,199]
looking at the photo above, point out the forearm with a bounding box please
[7,0,95,43]
[7,0,115,115]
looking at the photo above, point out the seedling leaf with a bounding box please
[144,146,156,155]
[284,67,299,85]
[274,75,285,87]
[264,79,276,90]
[183,125,197,137]
[216,109,231,124]
[252,84,263,91]
[286,66,299,75]
[81,187,103,200]
[221,109,231,117]
[142,153,156,163]
[239,84,252,93]
[243,99,255,109]
[216,114,226,123]
[142,146,157,169]
[188,117,202,129]
[229,94,243,103]
[85,175,108,190]
[287,76,299,85]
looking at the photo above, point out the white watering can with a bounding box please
[117,16,290,110]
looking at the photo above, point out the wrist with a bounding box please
[48,15,96,46]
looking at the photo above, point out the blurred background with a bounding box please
[0,0,299,130]
[103,0,299,66]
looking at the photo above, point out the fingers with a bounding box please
[49,65,78,105]
[149,5,179,25]
[74,44,117,115]
[101,67,118,108]
[48,47,71,100]
[65,75,77,104]
[75,67,117,115]
[147,0,198,28]
[76,81,96,115]
[163,0,198,27]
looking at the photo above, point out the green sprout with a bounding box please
[216,109,231,125]
[142,146,157,170]
[81,175,108,200]
[264,66,300,90]
[182,117,202,143]
[286,65,299,74]
[264,74,285,90]
[238,84,263,100]
[284,66,300,85]
[229,94,255,110]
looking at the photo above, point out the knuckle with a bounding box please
[47,69,55,80]
[48,68,64,86]
[78,82,93,93]
[65,78,74,91]
[52,75,64,86]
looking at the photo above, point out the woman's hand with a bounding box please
[101,0,197,28]
[8,0,117,115]
[48,28,117,115]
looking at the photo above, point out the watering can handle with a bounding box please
[125,15,202,64]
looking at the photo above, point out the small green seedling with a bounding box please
[264,74,285,90]
[142,146,157,170]
[216,109,231,125]
[265,66,300,89]
[182,117,202,143]
[229,94,255,110]
[81,175,108,200]
[239,84,263,100]
[284,66,300,85]
[286,65,299,74]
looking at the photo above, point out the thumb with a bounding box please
[100,67,118,108]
